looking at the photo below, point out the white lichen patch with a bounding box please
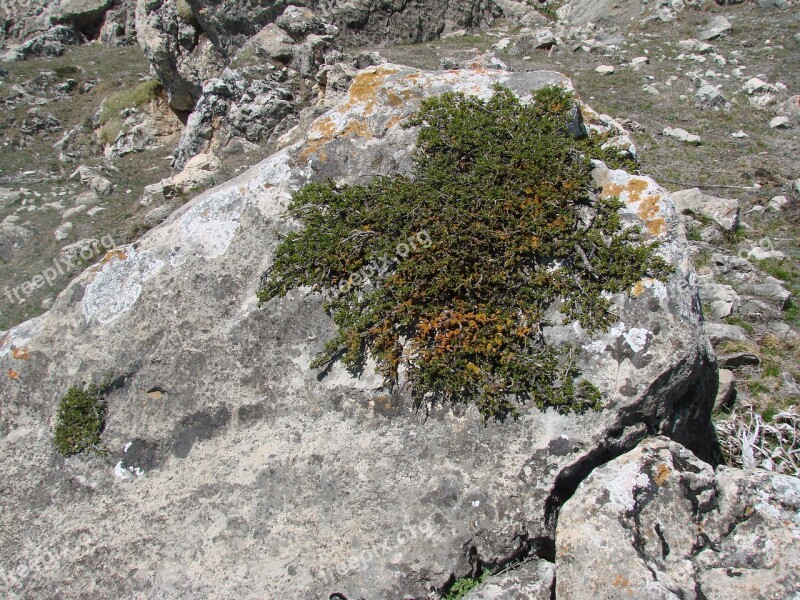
[170,187,245,267]
[603,460,644,511]
[0,317,43,361]
[83,248,164,325]
[625,328,651,353]
[114,461,143,479]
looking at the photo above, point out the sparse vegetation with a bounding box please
[97,79,163,144]
[53,384,108,457]
[443,573,490,600]
[259,85,671,420]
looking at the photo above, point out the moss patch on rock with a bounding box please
[53,384,107,457]
[259,85,671,420]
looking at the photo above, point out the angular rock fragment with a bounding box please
[556,437,800,600]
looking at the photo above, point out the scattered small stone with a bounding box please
[663,127,701,145]
[699,16,732,41]
[767,321,797,340]
[747,246,785,260]
[719,352,760,368]
[54,222,72,241]
[679,39,714,54]
[86,206,105,217]
[740,282,792,309]
[532,28,557,50]
[630,56,649,69]
[699,283,739,319]
[672,188,739,230]
[769,116,791,129]
[706,323,749,346]
[743,77,777,95]
[61,205,86,220]
[595,65,615,75]
[492,38,511,51]
[695,84,730,111]
[715,369,736,410]
[768,195,788,211]
[731,130,749,138]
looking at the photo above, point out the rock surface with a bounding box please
[556,437,800,599]
[671,187,739,231]
[0,65,717,598]
[463,559,555,599]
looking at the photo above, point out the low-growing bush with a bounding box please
[259,85,671,420]
[53,384,107,457]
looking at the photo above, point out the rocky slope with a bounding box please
[0,0,799,598]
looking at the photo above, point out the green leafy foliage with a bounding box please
[259,85,672,420]
[443,573,490,600]
[53,384,107,457]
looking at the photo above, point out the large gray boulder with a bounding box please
[556,0,705,27]
[0,65,716,598]
[135,0,503,111]
[556,437,800,599]
[0,0,134,50]
[50,0,114,35]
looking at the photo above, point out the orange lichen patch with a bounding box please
[147,390,163,400]
[637,194,661,222]
[646,217,666,236]
[343,67,400,115]
[87,248,128,274]
[612,574,632,589]
[299,117,374,163]
[298,140,328,163]
[600,178,649,204]
[385,115,406,130]
[8,368,19,380]
[310,116,338,139]
[632,278,655,297]
[341,119,371,139]
[11,347,30,360]
[601,178,666,236]
[580,103,604,126]
[100,249,127,265]
[386,91,404,108]
[655,463,671,486]
[600,182,625,199]
[622,178,649,203]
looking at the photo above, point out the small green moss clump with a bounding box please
[443,572,490,600]
[259,85,671,420]
[97,79,163,144]
[53,384,107,457]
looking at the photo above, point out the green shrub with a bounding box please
[53,384,107,457]
[443,573,489,600]
[53,65,79,79]
[259,85,671,420]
